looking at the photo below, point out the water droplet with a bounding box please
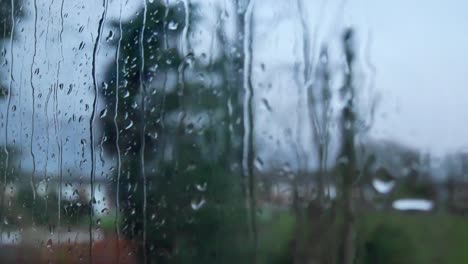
[106,30,114,41]
[195,183,207,192]
[100,108,108,118]
[168,21,179,30]
[191,198,206,210]
[124,120,134,130]
[372,168,395,194]
[186,123,194,134]
[148,131,158,140]
[372,178,395,194]
[261,98,272,112]
[254,157,264,170]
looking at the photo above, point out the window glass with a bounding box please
[0,0,467,263]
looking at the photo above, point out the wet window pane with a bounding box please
[0,0,467,263]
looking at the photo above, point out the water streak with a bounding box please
[56,0,65,245]
[0,0,15,243]
[30,0,39,205]
[90,0,108,261]
[242,0,257,261]
[114,0,123,261]
[140,0,148,261]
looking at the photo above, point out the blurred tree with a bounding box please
[294,28,370,264]
[337,28,359,264]
[0,0,26,232]
[100,1,250,263]
[0,0,23,95]
[0,0,18,39]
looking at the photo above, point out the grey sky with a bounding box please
[253,0,468,158]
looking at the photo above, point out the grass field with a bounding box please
[256,207,468,264]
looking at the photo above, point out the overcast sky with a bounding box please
[253,0,468,158]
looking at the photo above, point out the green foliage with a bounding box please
[257,209,295,264]
[100,1,249,262]
[0,0,24,97]
[360,224,416,264]
[14,186,59,226]
[357,212,468,264]
[0,0,19,39]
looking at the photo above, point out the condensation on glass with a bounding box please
[0,0,467,263]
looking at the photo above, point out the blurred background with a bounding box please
[1,0,468,263]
